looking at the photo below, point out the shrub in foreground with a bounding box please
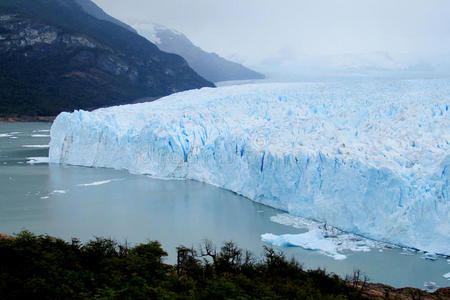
[0,231,367,299]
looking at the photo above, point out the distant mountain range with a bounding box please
[0,0,213,116]
[255,51,441,80]
[134,23,264,83]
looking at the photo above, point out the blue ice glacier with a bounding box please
[49,79,450,255]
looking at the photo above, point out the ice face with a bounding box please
[49,79,450,255]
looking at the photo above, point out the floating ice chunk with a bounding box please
[40,196,50,199]
[422,252,438,261]
[261,230,347,260]
[33,130,50,133]
[423,281,439,292]
[0,132,22,137]
[270,213,386,253]
[443,272,450,280]
[146,175,186,181]
[77,179,115,186]
[26,157,49,164]
[22,145,50,148]
[31,134,50,137]
[51,190,66,194]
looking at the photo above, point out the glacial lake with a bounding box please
[0,122,448,290]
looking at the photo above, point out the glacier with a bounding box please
[49,79,450,255]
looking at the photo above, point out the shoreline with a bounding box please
[0,116,56,123]
[357,283,449,299]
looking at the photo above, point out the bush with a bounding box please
[0,231,367,299]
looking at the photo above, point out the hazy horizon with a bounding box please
[92,0,450,69]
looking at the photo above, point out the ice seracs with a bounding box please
[49,79,450,255]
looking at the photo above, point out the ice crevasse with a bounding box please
[49,79,450,254]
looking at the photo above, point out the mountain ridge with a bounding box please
[134,23,265,83]
[73,0,137,33]
[0,0,214,116]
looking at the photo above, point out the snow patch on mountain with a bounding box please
[132,23,182,45]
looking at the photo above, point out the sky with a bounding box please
[92,0,450,66]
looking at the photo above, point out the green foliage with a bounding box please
[0,231,368,299]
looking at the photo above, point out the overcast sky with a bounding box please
[92,0,450,65]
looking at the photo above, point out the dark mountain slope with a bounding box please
[0,0,214,116]
[73,0,137,33]
[136,24,264,83]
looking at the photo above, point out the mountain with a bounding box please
[0,0,214,117]
[73,0,137,33]
[134,23,264,83]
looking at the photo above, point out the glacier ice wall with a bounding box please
[49,79,450,254]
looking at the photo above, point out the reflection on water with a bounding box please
[0,122,448,289]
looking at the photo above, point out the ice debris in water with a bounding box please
[51,190,66,194]
[31,134,50,138]
[261,230,347,260]
[49,79,450,254]
[423,281,439,292]
[77,179,118,187]
[22,145,50,148]
[26,157,49,164]
[262,213,391,259]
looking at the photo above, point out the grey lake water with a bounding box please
[0,122,449,290]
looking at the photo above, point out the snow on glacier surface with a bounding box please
[49,79,450,254]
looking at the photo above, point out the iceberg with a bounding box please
[49,79,450,254]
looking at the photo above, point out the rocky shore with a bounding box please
[0,234,15,240]
[0,116,55,123]
[356,282,450,299]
